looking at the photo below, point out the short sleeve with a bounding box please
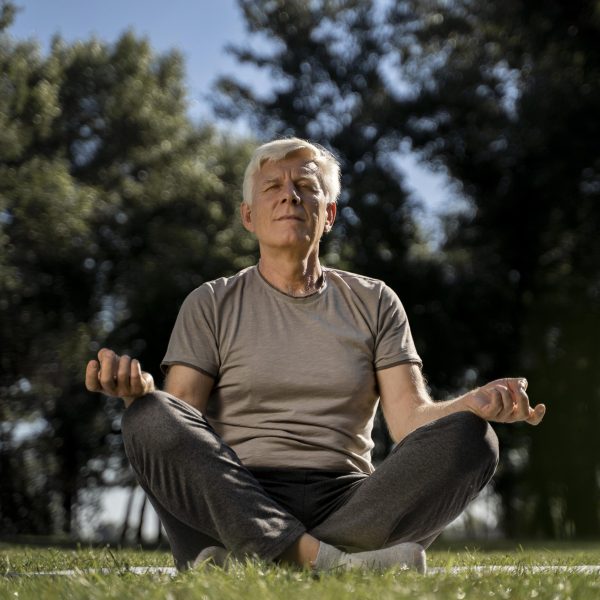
[161,284,220,378]
[374,285,422,370]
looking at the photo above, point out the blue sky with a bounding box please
[9,0,266,123]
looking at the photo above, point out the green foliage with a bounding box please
[0,1,256,537]
[389,0,600,538]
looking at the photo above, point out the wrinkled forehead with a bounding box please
[259,159,320,177]
[258,150,321,180]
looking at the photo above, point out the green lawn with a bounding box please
[2,543,600,599]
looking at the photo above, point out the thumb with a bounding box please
[140,370,155,393]
[526,403,546,425]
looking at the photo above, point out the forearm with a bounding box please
[390,379,544,442]
[379,365,544,444]
[395,394,472,442]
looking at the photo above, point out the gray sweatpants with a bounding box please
[121,391,499,569]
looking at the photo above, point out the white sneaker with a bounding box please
[192,546,233,569]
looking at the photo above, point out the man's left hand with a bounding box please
[463,378,545,425]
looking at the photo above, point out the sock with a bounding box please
[313,541,426,574]
[192,546,233,569]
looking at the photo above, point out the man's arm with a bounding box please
[85,348,214,411]
[163,364,214,412]
[377,363,546,443]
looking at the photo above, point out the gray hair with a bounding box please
[242,137,341,206]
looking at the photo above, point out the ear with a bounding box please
[240,203,255,233]
[324,202,337,233]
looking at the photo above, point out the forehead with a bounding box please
[258,151,321,180]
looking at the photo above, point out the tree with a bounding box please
[386,0,600,536]
[0,2,255,537]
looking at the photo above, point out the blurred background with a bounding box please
[1,0,599,547]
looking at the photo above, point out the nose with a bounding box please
[281,182,301,204]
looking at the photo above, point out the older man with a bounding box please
[86,138,545,573]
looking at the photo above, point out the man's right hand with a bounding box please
[85,348,155,408]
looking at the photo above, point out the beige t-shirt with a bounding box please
[161,265,421,473]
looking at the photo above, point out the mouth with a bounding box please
[276,215,304,221]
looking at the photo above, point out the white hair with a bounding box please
[242,137,341,206]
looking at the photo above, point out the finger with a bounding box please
[494,385,513,419]
[487,377,528,394]
[526,403,546,426]
[98,347,116,363]
[505,377,527,393]
[129,359,145,396]
[505,377,529,398]
[490,389,505,417]
[99,348,119,393]
[85,360,102,392]
[117,355,132,392]
[503,378,531,421]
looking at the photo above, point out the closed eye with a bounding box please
[297,179,319,192]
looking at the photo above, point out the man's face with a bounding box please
[241,151,336,255]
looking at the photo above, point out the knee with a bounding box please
[121,391,185,452]
[121,391,163,434]
[443,411,499,476]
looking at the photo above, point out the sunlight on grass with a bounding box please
[2,544,600,599]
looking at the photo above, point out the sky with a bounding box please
[8,0,266,124]
[8,0,459,536]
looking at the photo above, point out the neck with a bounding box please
[258,252,324,297]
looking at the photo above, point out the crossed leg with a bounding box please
[121,391,305,569]
[309,410,499,550]
[121,391,498,570]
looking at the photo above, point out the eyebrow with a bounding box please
[262,171,320,185]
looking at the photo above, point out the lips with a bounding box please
[276,215,304,221]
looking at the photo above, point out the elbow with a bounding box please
[388,426,410,445]
[387,402,430,444]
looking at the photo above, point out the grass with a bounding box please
[1,542,600,599]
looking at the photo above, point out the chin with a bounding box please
[270,235,312,250]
